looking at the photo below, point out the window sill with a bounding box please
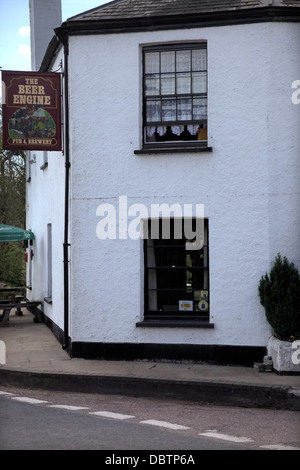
[134,146,212,155]
[44,297,52,304]
[136,320,214,328]
[40,162,48,170]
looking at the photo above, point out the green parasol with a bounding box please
[0,224,35,242]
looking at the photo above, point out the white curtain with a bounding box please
[157,126,167,136]
[146,126,156,137]
[187,125,199,135]
[171,125,184,136]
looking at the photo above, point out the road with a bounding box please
[0,386,299,451]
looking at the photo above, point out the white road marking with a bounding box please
[10,397,48,404]
[199,430,253,443]
[4,392,298,452]
[48,405,89,411]
[89,411,135,420]
[260,444,300,451]
[140,419,190,431]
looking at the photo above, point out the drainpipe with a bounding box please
[57,29,70,350]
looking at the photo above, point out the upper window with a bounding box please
[143,43,207,148]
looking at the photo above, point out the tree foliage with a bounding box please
[258,254,300,340]
[0,112,26,286]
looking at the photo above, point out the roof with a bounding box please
[68,0,299,22]
[56,0,300,37]
[41,0,300,71]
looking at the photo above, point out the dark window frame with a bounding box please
[142,42,208,151]
[142,218,210,324]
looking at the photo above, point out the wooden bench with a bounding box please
[0,287,25,300]
[0,301,41,326]
[0,302,13,324]
[15,295,25,316]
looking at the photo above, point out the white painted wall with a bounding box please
[27,21,300,349]
[27,0,64,328]
[26,49,65,330]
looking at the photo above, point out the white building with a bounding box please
[26,0,300,365]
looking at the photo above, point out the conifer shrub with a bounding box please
[258,254,300,340]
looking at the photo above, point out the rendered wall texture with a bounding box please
[27,21,300,348]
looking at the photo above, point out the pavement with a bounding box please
[0,309,299,410]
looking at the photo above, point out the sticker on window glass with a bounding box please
[198,300,209,311]
[194,290,201,301]
[179,300,193,311]
[194,290,208,301]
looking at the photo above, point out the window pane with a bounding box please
[192,49,207,71]
[177,73,191,94]
[145,75,160,96]
[161,51,175,72]
[162,99,176,121]
[193,98,207,120]
[143,45,208,145]
[145,52,160,74]
[176,50,191,72]
[192,72,206,93]
[146,99,161,122]
[144,219,209,318]
[178,98,192,120]
[161,74,175,95]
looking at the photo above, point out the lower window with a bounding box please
[144,218,209,321]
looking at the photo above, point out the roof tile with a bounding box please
[68,0,299,22]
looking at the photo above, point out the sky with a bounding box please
[0,0,111,73]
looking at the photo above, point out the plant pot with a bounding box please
[267,336,300,374]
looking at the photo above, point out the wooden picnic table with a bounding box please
[0,300,42,325]
[0,287,25,302]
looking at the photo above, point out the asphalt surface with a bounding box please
[0,310,299,410]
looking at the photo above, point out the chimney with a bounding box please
[29,0,62,71]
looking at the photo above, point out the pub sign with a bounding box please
[1,71,62,151]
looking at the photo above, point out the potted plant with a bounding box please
[258,254,300,374]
